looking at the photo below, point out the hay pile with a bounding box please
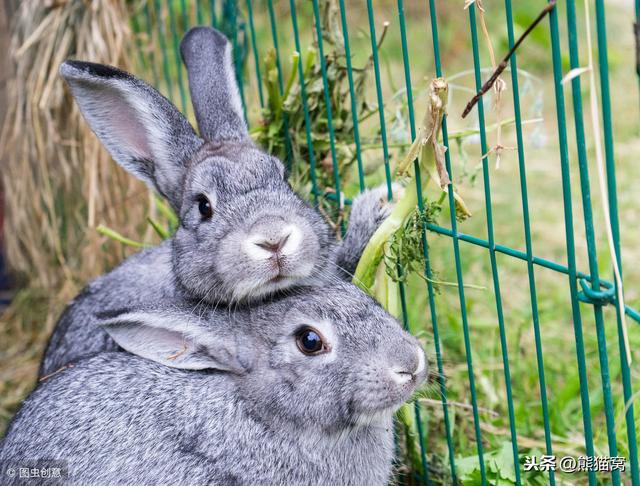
[0,0,151,431]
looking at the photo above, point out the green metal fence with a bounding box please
[131,1,639,484]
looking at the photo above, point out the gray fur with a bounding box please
[59,61,203,211]
[2,284,427,485]
[39,241,176,375]
[41,28,392,376]
[334,183,403,279]
[181,26,247,142]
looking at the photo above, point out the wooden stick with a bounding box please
[461,0,557,119]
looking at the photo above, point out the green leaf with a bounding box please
[146,217,171,240]
[97,225,150,248]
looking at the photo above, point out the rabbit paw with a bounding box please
[354,183,404,226]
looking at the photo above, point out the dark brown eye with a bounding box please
[197,195,213,219]
[295,327,328,356]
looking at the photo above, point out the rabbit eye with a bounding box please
[295,327,328,356]
[197,195,213,219]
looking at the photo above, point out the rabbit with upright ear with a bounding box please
[39,27,396,377]
[2,282,427,485]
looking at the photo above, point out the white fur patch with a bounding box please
[280,224,302,256]
[224,43,245,123]
[389,367,413,385]
[414,346,426,376]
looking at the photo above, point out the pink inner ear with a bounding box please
[96,85,153,160]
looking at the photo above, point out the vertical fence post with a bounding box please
[288,0,320,206]
[245,0,264,108]
[426,1,487,484]
[466,6,521,485]
[337,0,365,193]
[396,0,458,482]
[266,0,293,168]
[311,0,344,234]
[546,3,596,484]
[565,1,621,484]
[503,1,555,484]
[594,0,640,483]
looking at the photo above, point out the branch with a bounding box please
[461,0,557,118]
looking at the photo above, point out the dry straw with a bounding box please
[0,0,149,430]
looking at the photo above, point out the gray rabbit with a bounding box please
[1,282,427,485]
[39,27,397,377]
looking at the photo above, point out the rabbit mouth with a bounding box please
[237,273,302,301]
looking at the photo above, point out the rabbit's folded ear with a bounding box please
[180,26,248,143]
[99,309,248,374]
[59,60,204,211]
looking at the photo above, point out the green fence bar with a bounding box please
[311,0,343,232]
[426,0,487,483]
[466,5,521,484]
[594,0,640,482]
[503,1,555,483]
[228,0,248,125]
[245,0,264,108]
[266,0,292,166]
[365,0,393,201]
[546,3,596,484]
[166,0,188,113]
[288,0,320,205]
[196,0,204,26]
[337,0,365,193]
[397,0,458,481]
[565,1,620,484]
[361,4,430,482]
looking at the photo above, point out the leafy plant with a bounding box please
[456,443,547,486]
[251,0,383,223]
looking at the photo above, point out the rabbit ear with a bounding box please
[59,60,204,211]
[99,309,247,373]
[180,26,248,142]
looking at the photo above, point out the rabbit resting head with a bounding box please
[102,281,428,432]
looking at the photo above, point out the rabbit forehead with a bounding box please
[186,152,285,195]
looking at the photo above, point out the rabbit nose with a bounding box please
[255,233,289,254]
[390,345,426,385]
[246,224,302,260]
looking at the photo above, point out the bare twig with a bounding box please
[39,364,74,382]
[419,397,499,417]
[461,0,557,118]
[167,344,188,361]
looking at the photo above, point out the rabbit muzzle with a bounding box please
[244,218,316,281]
[351,337,427,421]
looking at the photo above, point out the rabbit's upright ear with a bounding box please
[99,309,248,374]
[59,61,204,211]
[180,27,248,142]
